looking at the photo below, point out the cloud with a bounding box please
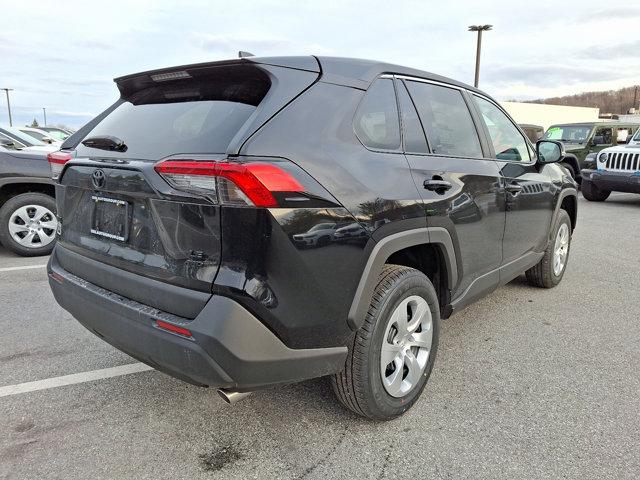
[77,39,115,50]
[483,63,629,88]
[189,32,330,56]
[4,0,640,125]
[577,40,640,60]
[575,5,640,21]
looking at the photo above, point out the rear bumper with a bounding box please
[47,246,347,391]
[581,169,640,194]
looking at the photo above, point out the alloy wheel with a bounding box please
[380,295,433,398]
[8,204,58,249]
[553,223,570,276]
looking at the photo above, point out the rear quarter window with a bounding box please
[353,78,401,151]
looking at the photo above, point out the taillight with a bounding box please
[47,151,72,180]
[154,160,305,207]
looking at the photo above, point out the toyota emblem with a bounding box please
[92,169,106,189]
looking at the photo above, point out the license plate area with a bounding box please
[91,195,130,242]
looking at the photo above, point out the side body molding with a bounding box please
[347,227,457,330]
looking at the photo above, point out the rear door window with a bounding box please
[75,65,271,160]
[353,78,401,150]
[405,81,483,158]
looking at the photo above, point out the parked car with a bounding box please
[580,127,640,201]
[0,126,59,153]
[18,127,62,146]
[542,122,640,181]
[519,124,544,143]
[0,145,58,256]
[292,222,345,248]
[39,127,73,142]
[47,56,577,420]
[333,222,369,244]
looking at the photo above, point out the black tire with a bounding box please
[331,264,440,420]
[0,193,57,257]
[581,182,610,202]
[526,209,571,288]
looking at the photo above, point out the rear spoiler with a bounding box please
[62,57,321,156]
[114,56,320,97]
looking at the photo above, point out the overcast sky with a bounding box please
[2,0,639,128]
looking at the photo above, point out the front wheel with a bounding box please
[0,193,58,256]
[526,209,572,288]
[331,265,440,420]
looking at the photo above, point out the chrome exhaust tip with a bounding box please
[217,388,252,404]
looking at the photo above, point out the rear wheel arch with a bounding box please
[560,193,577,231]
[560,154,580,181]
[550,188,578,241]
[347,227,457,330]
[0,181,55,208]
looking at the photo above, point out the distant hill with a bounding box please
[519,86,640,115]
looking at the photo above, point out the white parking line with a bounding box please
[0,264,48,272]
[0,363,155,398]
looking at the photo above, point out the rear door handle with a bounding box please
[505,183,523,194]
[423,179,452,192]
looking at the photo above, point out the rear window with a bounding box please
[76,65,271,160]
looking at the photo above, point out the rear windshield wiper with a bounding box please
[81,135,128,152]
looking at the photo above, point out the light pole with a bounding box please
[1,88,14,126]
[468,25,492,88]
[43,107,47,126]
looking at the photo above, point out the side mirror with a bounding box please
[536,140,564,164]
[0,138,16,149]
[592,135,605,146]
[626,134,633,144]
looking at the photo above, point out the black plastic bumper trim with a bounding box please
[581,169,640,194]
[48,251,347,390]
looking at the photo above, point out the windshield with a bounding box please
[632,129,640,141]
[42,129,69,140]
[543,125,591,142]
[20,129,48,141]
[0,132,26,149]
[0,127,46,146]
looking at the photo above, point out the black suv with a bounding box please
[48,56,578,420]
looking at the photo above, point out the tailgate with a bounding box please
[55,161,220,317]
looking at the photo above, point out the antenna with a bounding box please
[238,51,255,58]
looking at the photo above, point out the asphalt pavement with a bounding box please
[1,193,639,480]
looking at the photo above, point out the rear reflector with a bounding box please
[155,320,192,338]
[48,271,65,284]
[154,160,304,207]
[47,151,72,180]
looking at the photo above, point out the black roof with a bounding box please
[114,55,485,95]
[315,56,483,93]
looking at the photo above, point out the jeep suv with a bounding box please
[47,56,578,420]
[542,122,640,180]
[580,127,640,201]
